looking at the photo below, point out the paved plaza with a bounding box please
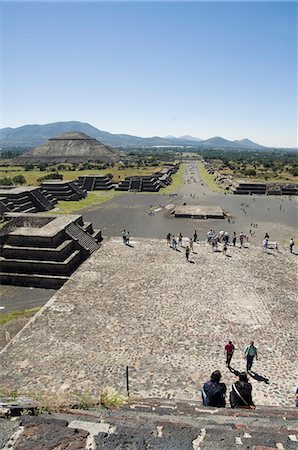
[0,237,297,407]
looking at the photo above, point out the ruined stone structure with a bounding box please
[77,175,113,191]
[0,213,101,288]
[267,183,298,196]
[15,131,120,164]
[116,165,178,192]
[173,205,225,219]
[231,180,267,195]
[0,186,57,214]
[116,175,162,192]
[41,180,86,201]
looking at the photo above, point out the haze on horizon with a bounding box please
[0,1,297,148]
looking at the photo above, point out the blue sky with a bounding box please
[1,1,297,147]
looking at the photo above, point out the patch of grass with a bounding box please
[49,190,117,214]
[162,163,188,194]
[0,307,40,326]
[100,387,128,408]
[0,165,162,186]
[197,161,224,192]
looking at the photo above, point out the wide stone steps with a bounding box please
[0,397,297,450]
[30,189,54,211]
[65,222,100,253]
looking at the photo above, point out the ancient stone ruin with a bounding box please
[14,131,120,164]
[77,174,114,191]
[41,180,86,201]
[173,205,225,219]
[116,164,178,192]
[0,186,57,214]
[231,180,267,195]
[0,213,101,288]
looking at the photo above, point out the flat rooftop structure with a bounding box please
[173,205,225,219]
[0,238,296,407]
[0,186,40,195]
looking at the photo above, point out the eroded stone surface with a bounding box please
[0,238,297,407]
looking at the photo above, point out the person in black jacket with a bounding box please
[230,372,255,409]
[202,370,226,407]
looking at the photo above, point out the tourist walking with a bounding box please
[185,245,190,261]
[178,232,183,247]
[232,232,236,247]
[290,238,295,253]
[262,237,269,252]
[224,340,235,367]
[189,238,193,252]
[230,372,255,409]
[211,236,217,252]
[122,229,126,244]
[239,232,245,248]
[223,242,227,256]
[202,370,226,407]
[193,230,198,242]
[223,231,229,244]
[125,231,130,245]
[244,341,258,372]
[166,233,171,246]
[207,230,212,244]
[172,236,177,250]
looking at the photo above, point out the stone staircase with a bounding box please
[65,222,101,253]
[0,397,297,449]
[0,187,56,214]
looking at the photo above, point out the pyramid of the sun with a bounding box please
[15,131,120,163]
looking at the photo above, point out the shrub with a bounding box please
[37,172,63,183]
[243,168,256,177]
[12,175,26,185]
[100,387,128,408]
[0,177,13,186]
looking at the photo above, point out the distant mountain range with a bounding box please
[0,121,267,150]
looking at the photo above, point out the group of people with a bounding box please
[207,230,246,253]
[262,233,295,254]
[166,229,295,256]
[202,370,255,409]
[202,341,258,409]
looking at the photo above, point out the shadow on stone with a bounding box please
[249,370,270,384]
[228,366,241,377]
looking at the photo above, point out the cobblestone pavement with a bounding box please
[0,237,297,407]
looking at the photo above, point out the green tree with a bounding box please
[12,175,26,185]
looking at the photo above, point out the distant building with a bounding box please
[14,131,120,164]
[231,180,267,195]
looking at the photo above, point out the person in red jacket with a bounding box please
[224,340,235,367]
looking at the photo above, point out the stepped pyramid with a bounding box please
[15,131,120,163]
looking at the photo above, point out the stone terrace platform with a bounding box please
[0,238,297,407]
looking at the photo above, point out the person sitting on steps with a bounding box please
[230,372,255,409]
[202,370,226,407]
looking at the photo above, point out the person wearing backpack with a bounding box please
[202,370,226,407]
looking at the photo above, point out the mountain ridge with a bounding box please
[0,121,267,149]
